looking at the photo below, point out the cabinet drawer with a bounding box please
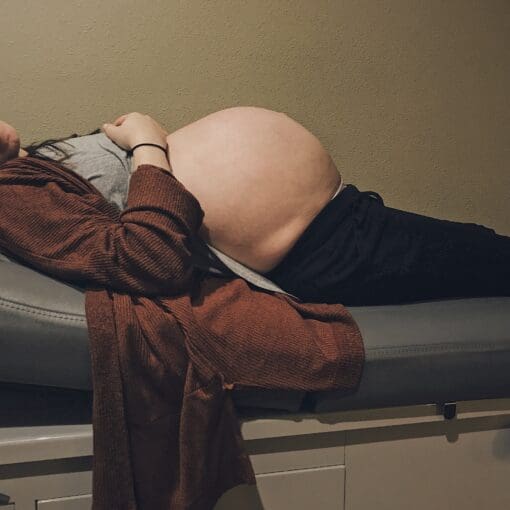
[37,494,92,510]
[216,465,345,509]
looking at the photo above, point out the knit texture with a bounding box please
[0,156,365,509]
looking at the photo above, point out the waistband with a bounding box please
[298,184,361,242]
[278,184,384,255]
[329,175,344,201]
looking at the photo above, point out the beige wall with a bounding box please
[1,0,509,233]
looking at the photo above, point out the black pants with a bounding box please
[263,184,510,306]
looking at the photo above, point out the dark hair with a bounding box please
[21,127,102,165]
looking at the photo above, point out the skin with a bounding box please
[166,107,342,273]
[1,107,342,273]
[0,121,27,164]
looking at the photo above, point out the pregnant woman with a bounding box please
[3,107,510,305]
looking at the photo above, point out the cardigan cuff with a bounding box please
[127,164,205,232]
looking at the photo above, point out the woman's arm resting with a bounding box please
[187,277,364,393]
[0,164,204,296]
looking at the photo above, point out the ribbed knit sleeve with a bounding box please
[179,277,365,393]
[0,163,204,296]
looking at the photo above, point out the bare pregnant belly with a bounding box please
[166,107,342,274]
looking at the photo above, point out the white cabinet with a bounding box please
[215,465,345,510]
[344,419,510,510]
[214,426,346,509]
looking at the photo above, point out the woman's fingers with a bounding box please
[103,112,167,151]
[113,114,128,126]
[112,112,145,126]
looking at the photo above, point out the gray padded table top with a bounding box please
[1,254,510,415]
[315,297,510,412]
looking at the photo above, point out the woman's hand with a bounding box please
[101,112,169,152]
[0,121,21,165]
[102,112,172,173]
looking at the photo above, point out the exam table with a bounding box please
[1,249,510,510]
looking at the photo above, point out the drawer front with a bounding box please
[247,432,345,474]
[345,422,510,510]
[215,465,345,510]
[37,494,92,510]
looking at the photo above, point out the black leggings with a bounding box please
[263,184,510,306]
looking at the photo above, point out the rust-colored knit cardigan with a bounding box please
[0,156,365,509]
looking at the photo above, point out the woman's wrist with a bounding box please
[131,144,172,173]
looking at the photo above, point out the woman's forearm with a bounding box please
[132,145,172,173]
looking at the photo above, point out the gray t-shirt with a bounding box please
[37,132,133,212]
[35,133,295,298]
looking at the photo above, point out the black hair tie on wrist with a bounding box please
[126,142,168,157]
